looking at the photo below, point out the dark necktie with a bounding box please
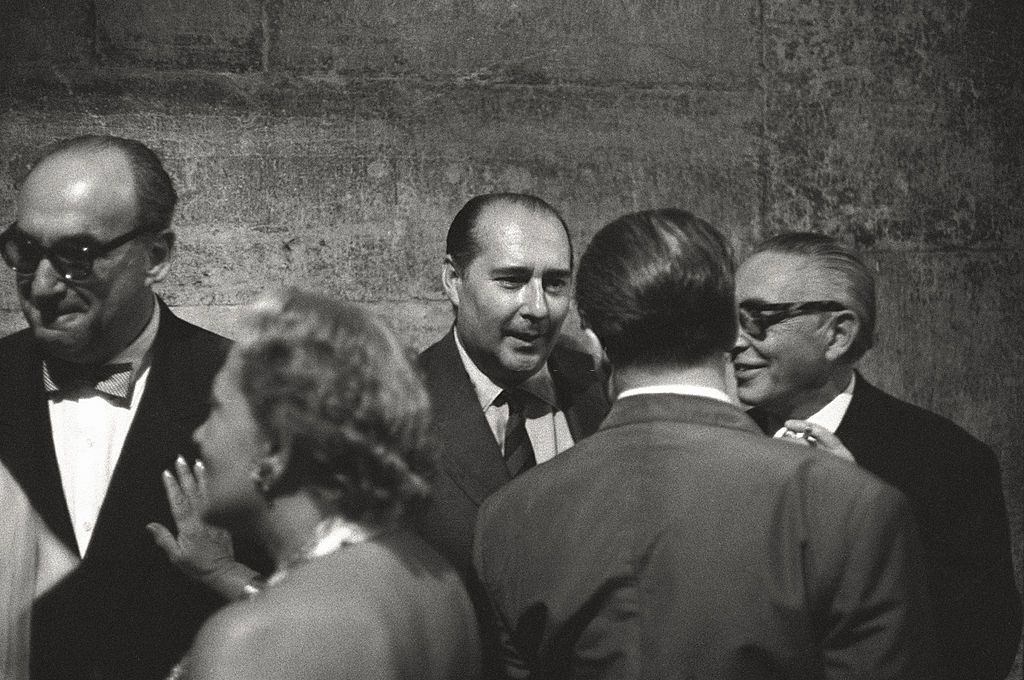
[42,359,134,401]
[498,389,537,477]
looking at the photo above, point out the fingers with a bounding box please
[146,522,182,560]
[194,459,209,499]
[162,468,190,525]
[163,457,208,529]
[175,455,199,500]
[784,420,855,461]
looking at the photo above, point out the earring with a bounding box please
[251,462,274,497]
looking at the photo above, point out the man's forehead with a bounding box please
[17,148,136,237]
[736,252,838,301]
[473,202,570,260]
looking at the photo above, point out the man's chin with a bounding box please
[30,324,90,361]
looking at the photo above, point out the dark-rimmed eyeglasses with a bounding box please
[738,300,846,340]
[0,222,150,282]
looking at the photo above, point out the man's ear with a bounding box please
[441,254,462,308]
[144,231,176,286]
[824,310,860,362]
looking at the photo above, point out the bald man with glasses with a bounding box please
[0,135,255,680]
[732,232,1021,680]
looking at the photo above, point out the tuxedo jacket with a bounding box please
[0,300,232,680]
[414,329,610,575]
[750,375,1022,680]
[474,394,937,680]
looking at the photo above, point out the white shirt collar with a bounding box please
[803,373,856,433]
[617,383,734,405]
[452,328,557,410]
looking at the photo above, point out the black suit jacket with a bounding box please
[415,330,609,679]
[0,300,233,680]
[414,329,610,575]
[750,374,1022,680]
[474,394,936,679]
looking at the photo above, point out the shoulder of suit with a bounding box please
[0,328,40,375]
[852,377,993,461]
[154,306,232,374]
[0,327,35,352]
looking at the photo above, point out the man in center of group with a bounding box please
[415,193,610,675]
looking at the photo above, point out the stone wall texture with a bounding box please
[2,0,1022,673]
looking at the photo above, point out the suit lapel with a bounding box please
[0,332,78,553]
[423,331,511,507]
[548,345,609,442]
[834,372,882,470]
[87,304,211,556]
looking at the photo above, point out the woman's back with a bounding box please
[186,527,480,680]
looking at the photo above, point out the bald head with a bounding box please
[9,136,176,363]
[20,146,138,238]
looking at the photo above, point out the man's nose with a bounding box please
[732,321,751,354]
[28,258,68,298]
[520,279,549,318]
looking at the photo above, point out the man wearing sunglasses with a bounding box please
[732,232,1021,680]
[0,135,244,680]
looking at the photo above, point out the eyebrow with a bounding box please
[490,266,571,277]
[738,297,775,306]
[9,223,105,246]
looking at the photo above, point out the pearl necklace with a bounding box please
[266,516,382,588]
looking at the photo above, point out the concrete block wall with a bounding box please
[2,0,1022,672]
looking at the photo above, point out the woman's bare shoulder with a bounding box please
[188,581,387,680]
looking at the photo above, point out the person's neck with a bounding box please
[612,353,731,398]
[768,365,855,420]
[259,493,329,571]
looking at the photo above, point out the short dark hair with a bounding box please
[445,193,572,270]
[234,289,433,522]
[751,232,876,362]
[576,209,736,369]
[34,135,177,234]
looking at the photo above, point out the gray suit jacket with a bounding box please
[475,393,937,680]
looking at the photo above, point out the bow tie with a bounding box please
[42,359,135,401]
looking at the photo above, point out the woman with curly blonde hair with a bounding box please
[162,289,479,680]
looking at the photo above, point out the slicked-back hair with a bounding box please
[33,134,177,234]
[752,232,876,362]
[234,289,434,523]
[576,208,736,369]
[445,192,572,270]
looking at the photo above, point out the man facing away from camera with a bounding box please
[732,231,1021,680]
[474,208,937,680]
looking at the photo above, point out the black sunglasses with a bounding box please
[738,300,846,340]
[0,222,151,282]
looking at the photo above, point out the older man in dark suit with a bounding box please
[415,193,609,676]
[0,135,237,680]
[474,209,936,679]
[732,232,1021,680]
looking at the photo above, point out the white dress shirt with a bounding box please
[768,374,856,462]
[453,330,574,464]
[47,297,160,556]
[617,384,735,404]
